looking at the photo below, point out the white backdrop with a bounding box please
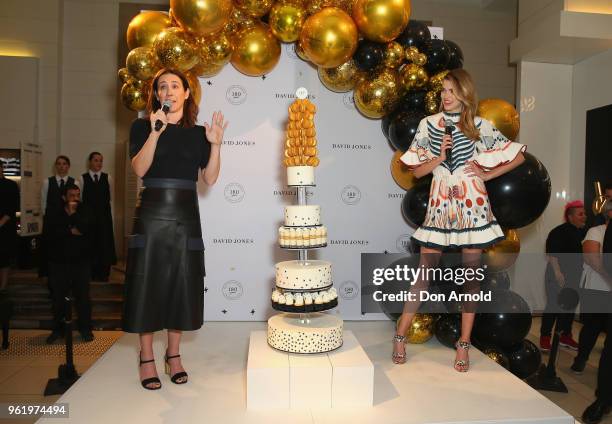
[196,45,413,321]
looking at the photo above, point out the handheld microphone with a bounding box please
[444,118,454,165]
[154,100,172,131]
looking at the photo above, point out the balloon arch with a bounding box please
[118,0,551,270]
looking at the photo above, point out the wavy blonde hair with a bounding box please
[440,69,480,141]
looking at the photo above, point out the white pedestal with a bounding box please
[247,330,374,410]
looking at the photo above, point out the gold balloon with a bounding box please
[384,41,404,68]
[170,0,232,36]
[231,23,281,76]
[126,46,161,81]
[269,2,307,43]
[353,0,411,43]
[398,313,435,344]
[318,59,359,92]
[121,81,148,111]
[118,67,131,84]
[405,45,419,61]
[427,69,448,92]
[234,0,275,18]
[169,8,179,26]
[414,52,427,66]
[185,72,202,104]
[425,90,440,114]
[197,32,233,64]
[127,11,172,51]
[295,40,310,61]
[399,63,428,90]
[477,98,520,140]
[154,27,199,72]
[354,68,401,118]
[483,229,520,272]
[300,7,358,68]
[306,0,330,16]
[390,150,418,190]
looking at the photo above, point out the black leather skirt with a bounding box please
[122,178,205,333]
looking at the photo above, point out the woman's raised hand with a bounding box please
[204,111,229,145]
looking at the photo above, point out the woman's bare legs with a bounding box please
[167,330,187,383]
[139,332,161,389]
[454,248,482,372]
[393,246,442,363]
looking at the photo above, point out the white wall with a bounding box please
[570,48,612,199]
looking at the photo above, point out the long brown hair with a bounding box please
[146,68,198,128]
[440,69,480,141]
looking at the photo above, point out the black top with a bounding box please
[82,172,111,214]
[545,222,587,283]
[129,118,211,181]
[46,176,75,216]
[46,204,92,264]
[0,178,19,221]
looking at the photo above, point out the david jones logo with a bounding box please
[226,85,247,105]
[388,192,405,199]
[212,238,254,244]
[273,188,314,197]
[223,139,256,147]
[332,143,372,150]
[341,185,361,205]
[224,183,245,203]
[329,239,369,245]
[222,280,244,300]
[339,281,359,300]
[275,92,316,100]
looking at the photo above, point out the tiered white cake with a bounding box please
[267,165,343,353]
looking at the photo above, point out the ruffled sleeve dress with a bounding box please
[400,111,526,249]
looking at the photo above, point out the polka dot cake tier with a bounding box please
[267,95,343,354]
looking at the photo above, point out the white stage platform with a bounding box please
[37,321,574,424]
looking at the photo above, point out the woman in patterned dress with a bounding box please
[392,69,526,371]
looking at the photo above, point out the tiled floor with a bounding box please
[0,318,608,424]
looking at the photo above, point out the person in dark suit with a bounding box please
[0,165,20,293]
[39,155,79,277]
[79,152,116,282]
[45,183,94,344]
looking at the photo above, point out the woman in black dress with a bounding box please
[124,68,227,390]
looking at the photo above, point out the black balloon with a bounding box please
[482,271,511,291]
[444,40,463,70]
[382,113,393,140]
[474,289,532,349]
[434,313,461,348]
[505,339,541,379]
[397,89,427,112]
[486,152,551,229]
[422,39,450,74]
[396,20,431,50]
[353,40,385,72]
[389,110,426,151]
[401,176,432,228]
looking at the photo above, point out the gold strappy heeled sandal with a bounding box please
[392,334,407,364]
[454,340,471,372]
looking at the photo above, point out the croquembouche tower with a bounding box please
[267,92,343,354]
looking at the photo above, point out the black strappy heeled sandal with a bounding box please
[139,353,162,390]
[165,352,188,384]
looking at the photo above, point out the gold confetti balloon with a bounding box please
[191,60,225,78]
[353,0,411,43]
[399,63,428,90]
[170,0,232,36]
[269,2,307,43]
[153,27,199,72]
[477,98,520,140]
[425,90,440,114]
[118,67,131,84]
[384,41,404,68]
[121,81,149,111]
[414,52,427,66]
[354,68,401,119]
[405,45,419,61]
[428,69,449,92]
[234,0,275,18]
[126,46,161,81]
[126,11,172,50]
[398,313,435,344]
[224,8,258,35]
[483,229,520,272]
[317,59,359,92]
[300,7,358,68]
[483,348,510,369]
[231,23,281,76]
[197,31,233,65]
